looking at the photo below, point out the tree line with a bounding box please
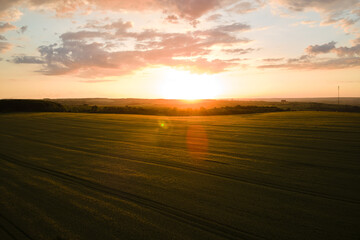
[1,99,359,115]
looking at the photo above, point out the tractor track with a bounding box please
[1,132,359,206]
[0,152,264,240]
[0,213,35,240]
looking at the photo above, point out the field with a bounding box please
[0,112,359,240]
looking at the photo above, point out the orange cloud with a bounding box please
[0,42,12,52]
[0,0,237,21]
[0,22,16,33]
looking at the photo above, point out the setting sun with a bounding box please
[160,69,222,100]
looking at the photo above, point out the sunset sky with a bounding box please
[0,0,359,99]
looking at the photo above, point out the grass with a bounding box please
[0,112,359,239]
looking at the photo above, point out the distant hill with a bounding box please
[50,97,360,108]
[243,97,360,106]
[1,98,360,114]
[0,99,65,112]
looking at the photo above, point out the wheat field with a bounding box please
[0,112,359,240]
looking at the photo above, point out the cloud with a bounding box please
[0,42,12,52]
[293,20,318,27]
[79,79,116,83]
[100,19,133,32]
[178,57,237,74]
[273,0,360,33]
[206,14,222,21]
[36,41,118,75]
[333,44,360,57]
[262,58,284,62]
[0,0,22,16]
[223,48,256,54]
[260,38,360,70]
[159,0,233,20]
[230,0,265,14]
[60,31,110,41]
[305,41,360,57]
[273,0,358,13]
[11,55,44,64]
[19,25,27,34]
[13,19,251,77]
[287,54,311,63]
[213,22,251,32]
[35,40,236,76]
[258,57,360,70]
[0,8,23,21]
[353,37,360,45]
[306,41,337,55]
[164,15,179,24]
[0,0,237,23]
[0,22,16,33]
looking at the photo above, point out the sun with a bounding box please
[160,68,222,100]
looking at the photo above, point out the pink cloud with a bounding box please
[15,20,250,77]
[164,15,179,24]
[0,0,237,22]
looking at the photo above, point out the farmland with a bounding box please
[0,112,359,240]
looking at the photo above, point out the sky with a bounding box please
[0,0,359,99]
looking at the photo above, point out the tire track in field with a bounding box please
[0,213,35,240]
[0,225,16,240]
[26,115,360,134]
[1,132,359,205]
[0,153,265,240]
[6,114,360,148]
[1,122,359,170]
[5,119,359,155]
[27,129,360,171]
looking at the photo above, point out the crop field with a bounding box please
[0,112,359,240]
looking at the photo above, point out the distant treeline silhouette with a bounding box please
[0,100,65,112]
[286,102,360,112]
[66,105,285,115]
[1,99,360,115]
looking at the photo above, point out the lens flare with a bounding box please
[186,124,208,163]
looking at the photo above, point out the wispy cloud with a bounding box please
[258,57,360,70]
[229,0,266,14]
[0,42,12,52]
[11,55,44,64]
[0,22,16,33]
[262,58,284,62]
[273,0,360,34]
[259,38,360,70]
[18,25,27,34]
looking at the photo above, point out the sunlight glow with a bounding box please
[160,69,222,100]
